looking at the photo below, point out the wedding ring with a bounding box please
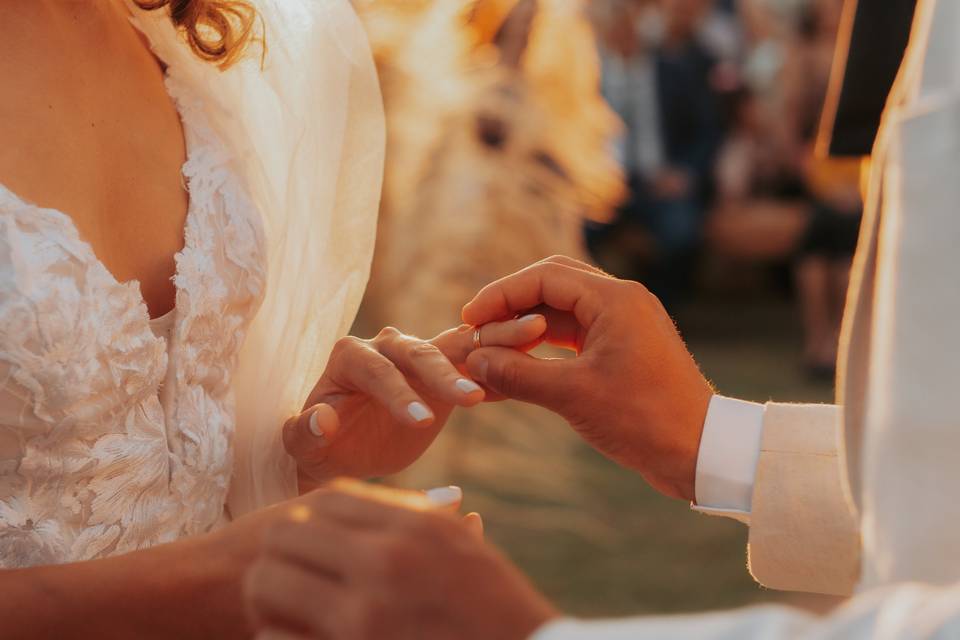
[472,326,483,350]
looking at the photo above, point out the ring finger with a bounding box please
[332,340,437,427]
[376,333,485,408]
[431,314,547,364]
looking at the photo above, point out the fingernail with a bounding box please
[308,410,326,441]
[425,486,462,507]
[455,378,482,395]
[519,314,543,323]
[407,401,433,423]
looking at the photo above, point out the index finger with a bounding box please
[461,261,607,329]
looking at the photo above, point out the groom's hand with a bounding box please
[463,256,713,500]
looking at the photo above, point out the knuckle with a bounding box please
[282,413,300,434]
[243,558,272,604]
[352,599,385,640]
[573,354,599,379]
[375,326,402,342]
[622,278,653,302]
[308,601,336,636]
[363,355,397,379]
[578,350,611,386]
[406,341,441,361]
[537,261,563,277]
[377,537,416,583]
[400,511,437,537]
[420,511,456,541]
[492,358,524,397]
[262,520,297,552]
[281,415,301,451]
[332,335,364,358]
[308,487,350,512]
[549,360,593,415]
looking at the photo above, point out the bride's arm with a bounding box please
[1,534,246,640]
[0,496,315,639]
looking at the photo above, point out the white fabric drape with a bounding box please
[129,0,385,517]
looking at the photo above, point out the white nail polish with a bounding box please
[407,401,433,423]
[309,411,324,438]
[455,378,482,394]
[425,486,463,507]
[519,314,542,323]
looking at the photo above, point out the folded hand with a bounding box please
[462,256,713,500]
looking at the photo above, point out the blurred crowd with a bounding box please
[589,0,862,377]
[354,0,860,378]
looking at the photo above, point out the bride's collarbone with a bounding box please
[0,20,190,316]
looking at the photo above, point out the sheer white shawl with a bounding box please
[129,0,385,517]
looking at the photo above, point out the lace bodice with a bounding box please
[0,71,267,567]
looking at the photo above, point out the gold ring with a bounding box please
[473,326,482,350]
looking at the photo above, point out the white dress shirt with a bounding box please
[691,395,765,523]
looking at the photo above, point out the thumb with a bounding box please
[282,403,341,462]
[466,346,574,410]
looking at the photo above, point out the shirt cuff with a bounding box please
[691,395,765,524]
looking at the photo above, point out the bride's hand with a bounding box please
[285,315,547,487]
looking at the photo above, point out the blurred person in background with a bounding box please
[711,0,861,377]
[708,86,810,261]
[782,0,862,377]
[595,0,721,306]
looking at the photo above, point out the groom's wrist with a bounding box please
[634,382,711,502]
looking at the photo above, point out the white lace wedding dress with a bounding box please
[0,72,266,567]
[0,0,385,568]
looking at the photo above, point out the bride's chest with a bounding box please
[0,31,194,321]
[0,151,267,432]
[0,65,270,556]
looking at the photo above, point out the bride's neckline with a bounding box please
[0,69,195,323]
[0,3,192,322]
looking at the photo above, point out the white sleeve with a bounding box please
[223,1,385,516]
[530,581,960,640]
[691,395,765,524]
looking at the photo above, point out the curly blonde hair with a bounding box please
[135,0,260,68]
